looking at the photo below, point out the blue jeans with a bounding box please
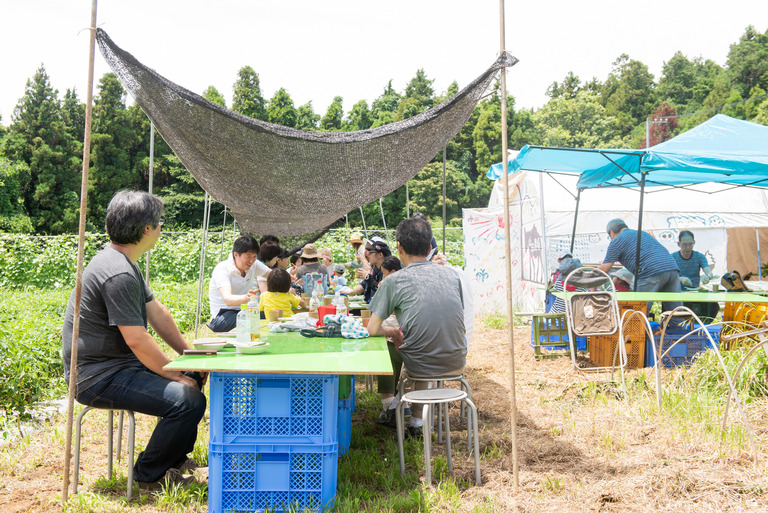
[637,269,683,318]
[208,309,238,332]
[76,366,207,483]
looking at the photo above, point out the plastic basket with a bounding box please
[337,398,352,456]
[210,373,339,444]
[209,441,338,513]
[530,314,587,359]
[645,323,721,368]
[588,301,647,368]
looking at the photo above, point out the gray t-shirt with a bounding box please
[369,259,466,375]
[62,246,153,394]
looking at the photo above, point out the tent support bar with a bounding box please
[757,228,762,281]
[442,145,447,253]
[569,189,581,254]
[634,170,647,292]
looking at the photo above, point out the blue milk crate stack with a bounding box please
[645,322,721,368]
[209,372,339,513]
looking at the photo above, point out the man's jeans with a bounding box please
[637,269,683,319]
[76,366,206,483]
[208,308,238,332]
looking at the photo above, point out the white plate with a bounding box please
[192,338,228,351]
[235,342,270,355]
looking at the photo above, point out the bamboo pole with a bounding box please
[62,0,98,503]
[499,0,519,492]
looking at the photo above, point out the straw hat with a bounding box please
[300,243,320,258]
[320,248,333,259]
[348,233,364,244]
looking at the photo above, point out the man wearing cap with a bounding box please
[344,237,391,302]
[597,218,682,316]
[295,243,330,278]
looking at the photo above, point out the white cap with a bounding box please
[611,268,634,288]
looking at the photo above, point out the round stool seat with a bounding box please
[402,388,467,404]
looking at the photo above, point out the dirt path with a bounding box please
[1,324,767,512]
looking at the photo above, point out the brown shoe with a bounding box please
[137,468,195,493]
[177,457,208,479]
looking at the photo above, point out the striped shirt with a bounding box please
[603,229,678,281]
[672,250,709,288]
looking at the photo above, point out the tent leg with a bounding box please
[633,169,646,292]
[569,189,581,254]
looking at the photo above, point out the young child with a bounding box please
[260,268,306,316]
[334,264,348,289]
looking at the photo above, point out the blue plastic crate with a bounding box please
[529,318,587,351]
[337,398,352,456]
[209,441,338,513]
[645,323,721,368]
[210,373,339,444]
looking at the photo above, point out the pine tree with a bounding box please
[232,66,267,120]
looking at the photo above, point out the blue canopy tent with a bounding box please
[488,114,768,289]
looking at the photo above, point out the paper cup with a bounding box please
[308,311,319,319]
[712,283,720,292]
[323,295,333,306]
[361,309,371,318]
[301,293,309,299]
[361,318,370,328]
[267,309,283,322]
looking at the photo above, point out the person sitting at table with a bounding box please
[549,257,583,314]
[611,268,634,292]
[62,190,206,491]
[367,216,470,439]
[672,230,719,320]
[295,243,330,279]
[333,264,348,290]
[260,268,306,316]
[208,235,270,332]
[255,241,284,295]
[276,248,291,271]
[597,218,683,320]
[320,248,334,270]
[343,238,391,303]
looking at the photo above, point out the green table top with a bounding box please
[614,291,768,303]
[553,290,768,303]
[165,329,394,375]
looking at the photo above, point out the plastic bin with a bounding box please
[337,398,352,456]
[209,441,338,513]
[530,314,587,359]
[645,323,721,368]
[588,301,647,369]
[210,373,339,444]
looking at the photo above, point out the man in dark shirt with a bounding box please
[62,190,206,491]
[346,237,391,302]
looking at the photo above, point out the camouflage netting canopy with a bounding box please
[97,30,518,236]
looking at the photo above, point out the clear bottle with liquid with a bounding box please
[332,292,347,316]
[247,296,260,342]
[309,280,324,311]
[236,304,251,344]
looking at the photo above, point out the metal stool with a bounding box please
[398,374,473,444]
[395,388,481,485]
[73,407,136,499]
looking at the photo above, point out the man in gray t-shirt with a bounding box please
[368,216,468,438]
[62,190,206,490]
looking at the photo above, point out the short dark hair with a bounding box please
[302,257,318,263]
[279,249,291,260]
[396,216,432,257]
[258,241,283,263]
[290,253,300,265]
[678,230,695,242]
[105,190,163,245]
[381,256,402,273]
[232,235,260,256]
[260,234,280,246]
[267,268,292,293]
[606,218,628,235]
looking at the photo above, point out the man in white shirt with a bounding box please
[208,235,271,332]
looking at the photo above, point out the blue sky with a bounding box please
[1,0,767,124]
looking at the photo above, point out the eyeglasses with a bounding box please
[679,242,694,247]
[158,218,165,227]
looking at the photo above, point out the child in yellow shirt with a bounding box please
[260,268,306,315]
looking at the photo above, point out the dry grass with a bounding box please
[2,323,768,511]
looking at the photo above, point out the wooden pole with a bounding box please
[62,0,98,503]
[499,0,519,492]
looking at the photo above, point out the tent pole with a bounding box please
[634,169,647,292]
[442,145,447,253]
[406,182,410,218]
[63,0,98,504]
[219,206,228,263]
[569,189,581,254]
[360,206,369,241]
[498,0,518,493]
[539,171,549,276]
[144,121,155,282]
[379,198,390,246]
[757,228,762,281]
[194,193,212,340]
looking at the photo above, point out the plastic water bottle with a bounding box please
[247,297,260,341]
[310,280,323,312]
[236,304,251,344]
[333,292,347,316]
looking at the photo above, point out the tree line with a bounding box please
[1,25,767,235]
